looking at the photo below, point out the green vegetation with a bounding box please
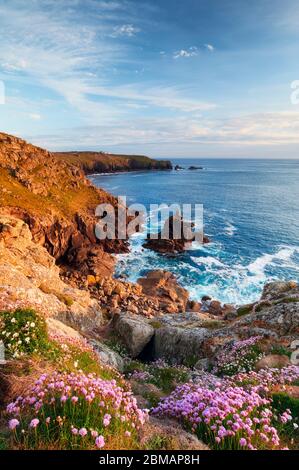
[274,297,299,305]
[272,392,299,419]
[148,320,162,329]
[151,366,189,393]
[271,392,299,449]
[39,284,74,306]
[203,320,225,329]
[103,336,129,358]
[0,309,49,359]
[125,359,190,394]
[145,435,172,450]
[55,151,172,174]
[237,304,254,317]
[0,308,143,450]
[270,344,291,358]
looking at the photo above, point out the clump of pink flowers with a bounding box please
[48,332,94,355]
[153,365,299,450]
[212,336,263,376]
[6,371,148,450]
[129,370,153,381]
[153,382,280,450]
[230,365,299,393]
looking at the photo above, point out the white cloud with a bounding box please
[28,113,42,120]
[173,47,198,59]
[87,83,216,113]
[1,59,28,72]
[205,44,214,52]
[96,1,125,10]
[111,24,140,37]
[25,111,299,155]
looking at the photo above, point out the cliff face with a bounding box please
[54,151,172,174]
[0,132,129,278]
[0,215,103,331]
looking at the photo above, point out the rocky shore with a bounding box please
[0,132,298,451]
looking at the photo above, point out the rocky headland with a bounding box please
[54,150,172,174]
[0,132,298,451]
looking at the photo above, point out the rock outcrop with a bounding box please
[137,270,190,313]
[139,417,209,450]
[144,214,210,254]
[0,215,103,332]
[149,282,299,365]
[113,313,155,357]
[107,282,298,366]
[0,132,128,279]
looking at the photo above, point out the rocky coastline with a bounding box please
[0,132,298,451]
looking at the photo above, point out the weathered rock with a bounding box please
[234,300,299,339]
[0,131,128,280]
[46,318,83,341]
[138,270,190,313]
[143,213,210,254]
[261,280,298,301]
[113,313,155,357]
[194,358,211,371]
[255,354,291,370]
[130,381,164,407]
[0,215,103,332]
[208,300,223,316]
[153,326,211,364]
[89,339,124,372]
[139,417,209,450]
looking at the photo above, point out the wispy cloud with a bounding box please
[111,24,141,37]
[1,0,298,157]
[26,111,299,156]
[173,47,198,59]
[28,113,42,121]
[204,44,214,52]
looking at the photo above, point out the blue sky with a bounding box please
[0,0,299,157]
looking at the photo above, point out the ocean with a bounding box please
[90,158,299,306]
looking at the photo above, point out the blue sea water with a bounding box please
[90,159,299,305]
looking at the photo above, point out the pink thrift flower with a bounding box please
[103,414,111,427]
[29,418,39,429]
[79,427,88,437]
[239,438,247,447]
[95,435,105,449]
[8,419,19,430]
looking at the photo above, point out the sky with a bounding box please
[0,0,299,158]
